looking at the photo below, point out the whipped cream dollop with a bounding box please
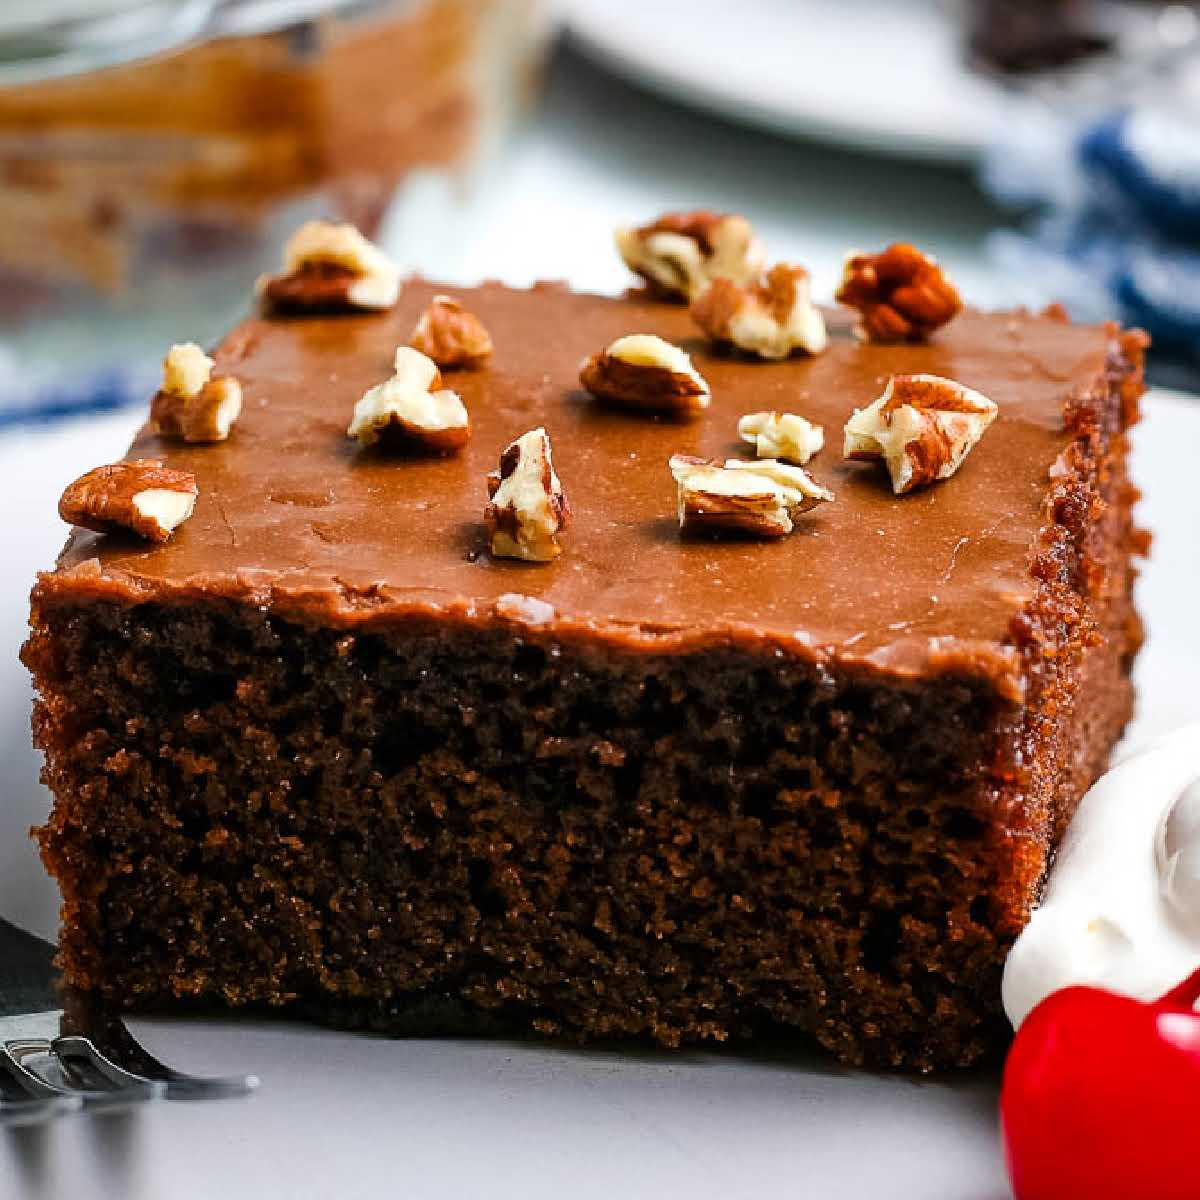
[1003,724,1200,1028]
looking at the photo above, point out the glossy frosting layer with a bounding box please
[48,281,1118,689]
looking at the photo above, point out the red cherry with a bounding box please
[1001,967,1200,1200]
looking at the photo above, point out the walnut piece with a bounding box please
[669,454,832,538]
[348,346,470,452]
[150,342,243,443]
[692,263,827,360]
[579,334,710,417]
[258,220,400,314]
[737,410,824,464]
[485,427,570,562]
[843,373,997,494]
[410,294,493,368]
[615,210,765,301]
[835,243,962,342]
[59,460,198,542]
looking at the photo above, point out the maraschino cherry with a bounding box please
[1002,967,1200,1200]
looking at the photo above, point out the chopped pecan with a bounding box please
[737,410,824,464]
[615,210,765,301]
[347,346,470,452]
[150,342,243,443]
[692,263,827,360]
[843,373,997,494]
[161,341,211,398]
[669,454,832,538]
[579,334,710,417]
[258,220,400,314]
[410,294,493,368]
[836,243,962,342]
[59,460,198,542]
[485,427,570,562]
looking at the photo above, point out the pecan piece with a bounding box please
[485,428,570,562]
[843,373,997,494]
[579,334,710,417]
[737,410,824,464]
[149,342,243,443]
[692,263,827,360]
[348,346,470,453]
[410,294,493,368]
[258,220,400,314]
[59,460,198,542]
[669,454,832,539]
[615,210,765,301]
[835,243,962,342]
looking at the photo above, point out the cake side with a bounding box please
[25,597,1029,1068]
[23,301,1145,1070]
[986,325,1148,938]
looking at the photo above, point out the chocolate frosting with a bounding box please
[46,281,1118,696]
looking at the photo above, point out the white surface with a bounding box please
[1003,724,1200,1027]
[1,49,1197,1200]
[562,0,1006,164]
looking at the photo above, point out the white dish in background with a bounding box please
[561,0,1006,164]
[0,387,1195,1200]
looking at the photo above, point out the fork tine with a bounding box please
[55,1031,257,1101]
[52,1037,166,1093]
[1,1042,64,1100]
[2,1041,157,1111]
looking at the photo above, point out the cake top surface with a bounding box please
[46,279,1118,691]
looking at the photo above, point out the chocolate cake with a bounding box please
[23,278,1146,1071]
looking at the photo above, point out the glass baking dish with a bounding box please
[0,0,550,419]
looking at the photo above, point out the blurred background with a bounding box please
[0,0,1198,939]
[0,0,1197,424]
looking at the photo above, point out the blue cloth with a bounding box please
[0,362,152,429]
[983,105,1200,361]
[1080,111,1200,243]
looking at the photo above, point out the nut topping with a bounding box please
[692,263,828,360]
[843,373,998,494]
[615,210,765,302]
[410,294,494,368]
[835,243,962,342]
[669,454,832,539]
[485,428,570,562]
[347,346,470,452]
[161,341,211,398]
[579,334,710,417]
[150,342,243,443]
[258,220,400,314]
[737,410,824,464]
[59,460,198,542]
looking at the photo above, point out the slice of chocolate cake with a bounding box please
[23,264,1146,1070]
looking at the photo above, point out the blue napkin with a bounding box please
[0,362,151,430]
[983,105,1200,370]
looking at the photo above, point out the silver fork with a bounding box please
[0,920,257,1126]
[0,1008,258,1126]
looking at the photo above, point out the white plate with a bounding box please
[1,389,1196,1198]
[561,0,1006,164]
